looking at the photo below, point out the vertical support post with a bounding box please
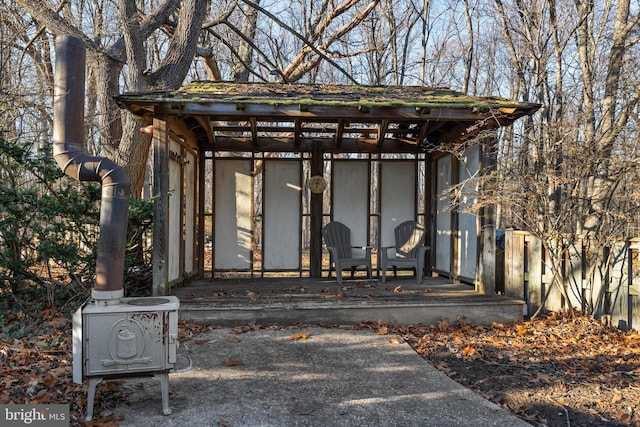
[478,137,497,294]
[423,153,433,277]
[153,116,169,296]
[179,146,186,279]
[310,142,324,278]
[427,154,437,274]
[197,149,206,277]
[450,156,460,282]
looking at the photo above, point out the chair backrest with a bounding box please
[322,221,352,259]
[395,221,426,259]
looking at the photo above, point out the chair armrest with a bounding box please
[325,246,340,259]
[378,246,395,262]
[417,245,430,257]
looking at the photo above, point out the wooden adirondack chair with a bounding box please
[322,221,372,284]
[379,221,430,283]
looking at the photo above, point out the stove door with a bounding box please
[84,310,168,376]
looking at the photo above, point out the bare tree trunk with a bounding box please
[462,0,473,94]
[384,0,399,86]
[419,0,430,84]
[116,0,208,196]
[234,0,260,82]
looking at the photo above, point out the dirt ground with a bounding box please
[360,312,640,427]
[1,285,638,426]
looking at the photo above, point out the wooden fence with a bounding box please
[500,230,640,331]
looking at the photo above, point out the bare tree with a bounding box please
[13,0,207,196]
[485,0,640,317]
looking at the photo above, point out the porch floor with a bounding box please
[172,273,525,326]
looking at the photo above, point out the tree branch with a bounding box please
[238,0,360,84]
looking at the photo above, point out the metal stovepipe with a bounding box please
[53,35,130,303]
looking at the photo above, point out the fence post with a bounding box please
[627,238,640,330]
[527,234,542,316]
[504,229,525,301]
[565,236,584,311]
[544,236,565,312]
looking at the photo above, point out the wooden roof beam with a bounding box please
[336,119,345,146]
[294,118,301,147]
[206,136,420,153]
[250,117,258,145]
[377,120,389,149]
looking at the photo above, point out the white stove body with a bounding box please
[73,296,179,420]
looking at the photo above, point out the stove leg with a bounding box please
[85,377,103,421]
[156,373,172,415]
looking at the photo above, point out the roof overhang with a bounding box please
[115,82,540,154]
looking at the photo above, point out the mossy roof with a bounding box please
[117,81,539,111]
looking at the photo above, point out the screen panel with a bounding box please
[435,156,452,273]
[184,149,196,274]
[214,160,253,270]
[168,139,181,282]
[380,162,416,247]
[457,146,479,280]
[263,160,301,269]
[332,161,369,248]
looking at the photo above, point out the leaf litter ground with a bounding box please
[1,302,638,426]
[361,311,640,427]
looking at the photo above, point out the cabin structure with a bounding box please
[115,82,539,296]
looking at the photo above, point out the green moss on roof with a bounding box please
[118,81,538,111]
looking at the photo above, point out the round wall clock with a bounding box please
[309,175,327,193]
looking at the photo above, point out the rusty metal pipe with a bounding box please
[53,35,131,303]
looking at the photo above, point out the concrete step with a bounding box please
[174,276,525,326]
[178,295,524,326]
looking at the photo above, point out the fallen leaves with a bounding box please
[616,409,633,424]
[462,345,476,358]
[0,306,128,425]
[322,288,345,298]
[290,332,308,341]
[364,311,640,427]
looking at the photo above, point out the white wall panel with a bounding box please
[458,145,479,279]
[333,161,369,249]
[380,162,415,247]
[264,161,301,269]
[184,150,196,274]
[214,160,252,269]
[168,140,181,282]
[435,156,452,272]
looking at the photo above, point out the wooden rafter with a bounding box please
[377,120,389,149]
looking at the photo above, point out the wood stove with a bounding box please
[72,296,180,420]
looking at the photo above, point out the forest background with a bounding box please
[1,1,640,426]
[0,0,639,339]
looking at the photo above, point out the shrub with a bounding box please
[0,135,154,312]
